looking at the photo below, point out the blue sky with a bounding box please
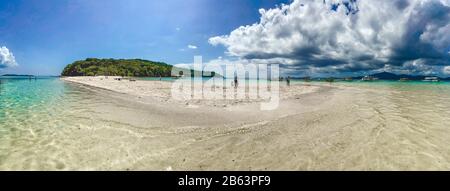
[0,0,290,75]
[1,0,449,77]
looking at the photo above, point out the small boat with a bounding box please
[422,77,440,82]
[399,78,409,82]
[361,76,378,81]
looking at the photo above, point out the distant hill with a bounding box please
[355,72,443,81]
[2,74,35,77]
[61,58,220,77]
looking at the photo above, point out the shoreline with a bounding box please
[4,76,450,170]
[57,76,366,170]
[60,76,334,131]
[62,76,322,109]
[57,77,342,170]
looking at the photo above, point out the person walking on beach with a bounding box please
[234,75,239,88]
[286,76,291,86]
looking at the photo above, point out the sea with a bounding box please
[1,76,450,170]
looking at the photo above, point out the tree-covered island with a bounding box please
[61,58,174,77]
[61,58,220,78]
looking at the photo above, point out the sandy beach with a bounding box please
[2,0,450,174]
[2,76,450,170]
[52,76,450,170]
[62,76,319,107]
[59,76,342,170]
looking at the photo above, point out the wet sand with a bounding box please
[60,76,336,170]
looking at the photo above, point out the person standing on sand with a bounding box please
[286,76,291,86]
[234,75,239,88]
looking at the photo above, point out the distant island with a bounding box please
[354,72,449,81]
[61,58,173,77]
[61,58,219,78]
[292,72,449,81]
[1,74,35,77]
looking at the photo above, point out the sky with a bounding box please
[0,0,449,77]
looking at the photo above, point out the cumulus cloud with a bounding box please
[187,45,198,49]
[444,66,450,74]
[383,59,438,75]
[209,0,450,76]
[0,46,18,68]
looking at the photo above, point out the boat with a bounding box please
[422,77,440,82]
[361,75,378,81]
[399,78,409,82]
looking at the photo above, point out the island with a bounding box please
[61,58,219,78]
[61,58,173,77]
[1,74,35,77]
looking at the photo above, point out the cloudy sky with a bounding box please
[1,0,449,77]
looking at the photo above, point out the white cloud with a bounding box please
[387,59,437,75]
[188,45,198,49]
[209,0,450,75]
[0,46,18,68]
[444,66,450,74]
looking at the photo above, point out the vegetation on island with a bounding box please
[61,58,220,78]
[61,58,173,77]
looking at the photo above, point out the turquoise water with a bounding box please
[2,77,450,170]
[0,77,131,169]
[0,77,68,121]
[1,78,449,124]
[291,79,450,89]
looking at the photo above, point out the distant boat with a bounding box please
[423,77,440,82]
[399,78,409,82]
[361,75,378,81]
[344,77,353,81]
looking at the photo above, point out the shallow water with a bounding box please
[316,81,450,169]
[1,77,450,170]
[0,77,143,170]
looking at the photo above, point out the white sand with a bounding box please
[62,76,319,108]
[37,76,450,170]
